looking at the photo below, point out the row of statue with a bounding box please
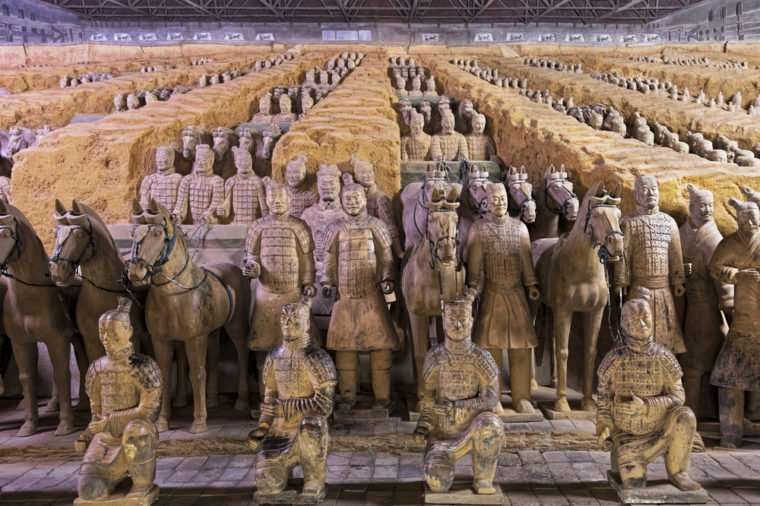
[59,72,113,88]
[113,85,192,112]
[632,54,751,70]
[522,57,583,73]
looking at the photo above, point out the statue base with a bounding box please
[74,485,159,506]
[333,395,391,422]
[540,402,596,421]
[253,488,326,504]
[607,471,709,505]
[498,407,544,423]
[424,483,505,504]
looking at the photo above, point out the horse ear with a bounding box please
[54,198,67,216]
[147,198,159,214]
[131,199,144,224]
[71,199,83,215]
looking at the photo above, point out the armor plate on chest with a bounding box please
[437,135,461,160]
[272,355,315,399]
[150,174,181,210]
[260,227,300,292]
[338,227,376,298]
[438,362,480,401]
[231,179,262,224]
[610,354,667,435]
[628,214,672,279]
[189,176,216,218]
[100,370,140,413]
[483,221,522,287]
[289,189,317,218]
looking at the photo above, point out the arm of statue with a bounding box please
[458,135,470,161]
[220,179,234,220]
[296,224,316,296]
[414,356,438,438]
[138,175,154,209]
[173,177,190,223]
[376,196,403,259]
[105,358,162,436]
[84,364,104,434]
[321,226,339,297]
[709,239,739,286]
[464,224,484,296]
[453,364,499,412]
[400,138,409,161]
[644,377,686,420]
[257,180,269,217]
[206,176,225,222]
[669,219,686,296]
[252,355,277,438]
[242,223,262,278]
[613,219,631,293]
[487,138,498,162]
[519,223,540,300]
[373,221,395,292]
[429,136,443,161]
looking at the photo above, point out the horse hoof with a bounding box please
[554,398,571,413]
[16,420,38,437]
[157,418,169,433]
[189,420,208,434]
[530,379,539,392]
[515,400,536,414]
[234,398,250,412]
[55,419,76,436]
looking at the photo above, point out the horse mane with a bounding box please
[569,181,604,237]
[76,201,120,254]
[5,202,47,262]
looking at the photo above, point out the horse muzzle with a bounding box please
[49,260,75,286]
[126,260,151,287]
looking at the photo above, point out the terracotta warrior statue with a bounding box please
[351,157,403,259]
[322,182,398,410]
[285,154,318,218]
[139,146,182,211]
[466,113,498,161]
[222,146,268,224]
[248,301,337,503]
[430,109,469,162]
[252,93,274,125]
[414,298,505,496]
[394,75,408,97]
[238,129,255,157]
[614,175,686,353]
[300,164,348,316]
[423,74,438,98]
[173,144,225,225]
[709,197,760,448]
[401,111,431,162]
[408,75,423,99]
[244,180,315,359]
[597,295,702,495]
[176,126,202,176]
[679,184,731,415]
[465,183,540,414]
[76,298,161,505]
[211,127,236,180]
[273,94,297,127]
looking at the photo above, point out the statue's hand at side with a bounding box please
[432,400,453,418]
[88,416,108,434]
[737,268,760,284]
[614,394,647,418]
[242,258,260,278]
[248,424,269,441]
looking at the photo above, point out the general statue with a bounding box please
[248,301,337,504]
[430,109,469,162]
[285,154,319,217]
[222,146,267,224]
[597,295,704,500]
[351,157,403,259]
[322,182,398,410]
[400,110,431,162]
[414,298,505,497]
[465,183,540,414]
[139,146,182,211]
[75,298,162,506]
[614,175,686,353]
[173,145,225,225]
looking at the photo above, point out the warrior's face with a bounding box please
[441,114,455,135]
[281,304,310,343]
[342,187,367,217]
[193,148,214,176]
[472,115,486,135]
[443,304,473,342]
[155,148,174,174]
[182,132,198,158]
[99,319,133,359]
[317,174,340,202]
[279,96,292,114]
[634,176,659,210]
[621,298,654,351]
[238,135,254,153]
[410,117,424,137]
[738,205,760,235]
[353,162,375,188]
[689,192,714,227]
[486,184,508,218]
[285,162,307,188]
[267,186,290,216]
[213,133,230,156]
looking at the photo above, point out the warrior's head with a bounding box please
[99,297,134,361]
[232,146,253,176]
[193,145,214,176]
[285,155,308,189]
[279,94,293,114]
[442,298,474,347]
[341,181,367,218]
[351,156,376,189]
[238,131,254,154]
[155,146,175,175]
[281,301,311,350]
[316,164,341,203]
[258,93,272,115]
[485,182,509,219]
[181,126,201,159]
[686,184,714,228]
[265,180,291,217]
[634,174,660,212]
[621,293,654,353]
[729,197,760,239]
[440,110,456,136]
[472,113,487,136]
[212,127,232,158]
[410,111,425,137]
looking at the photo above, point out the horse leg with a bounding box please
[46,338,75,436]
[226,328,250,413]
[173,342,189,408]
[408,312,429,387]
[11,340,38,437]
[153,339,173,432]
[71,333,90,411]
[206,330,220,409]
[186,335,209,434]
[581,309,603,412]
[553,308,573,413]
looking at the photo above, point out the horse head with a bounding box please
[544,164,579,221]
[49,199,94,286]
[0,198,18,267]
[583,184,624,262]
[506,166,536,224]
[427,187,461,264]
[459,161,489,217]
[127,198,178,287]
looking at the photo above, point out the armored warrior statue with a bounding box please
[351,157,403,259]
[456,99,476,135]
[139,146,182,211]
[301,164,348,317]
[211,127,236,180]
[173,144,225,224]
[76,298,162,505]
[238,129,256,157]
[243,180,315,357]
[322,183,398,410]
[597,295,703,498]
[408,75,423,99]
[394,75,408,97]
[414,299,505,497]
[466,113,498,161]
[614,175,686,353]
[401,111,431,161]
[251,93,274,126]
[679,184,731,415]
[176,126,203,176]
[300,92,314,119]
[285,154,319,218]
[465,183,540,414]
[430,109,469,162]
[273,94,297,128]
[709,197,760,448]
[255,125,281,178]
[222,146,267,225]
[248,302,336,503]
[423,74,438,98]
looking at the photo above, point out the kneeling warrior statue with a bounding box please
[414,298,505,497]
[597,294,705,502]
[249,301,337,504]
[76,298,162,505]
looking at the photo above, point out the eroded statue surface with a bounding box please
[222,146,267,224]
[139,146,182,212]
[212,127,236,180]
[351,157,403,259]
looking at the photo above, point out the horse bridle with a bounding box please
[50,224,95,268]
[507,180,535,216]
[545,178,577,216]
[128,222,179,281]
[583,201,623,262]
[426,209,461,270]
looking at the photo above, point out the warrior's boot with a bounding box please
[509,348,535,414]
[336,351,358,410]
[718,387,744,448]
[299,416,329,499]
[471,412,504,494]
[371,350,392,409]
[127,459,156,496]
[666,408,698,488]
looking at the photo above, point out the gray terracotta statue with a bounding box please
[75,298,161,506]
[414,298,505,497]
[273,94,297,127]
[430,109,469,162]
[222,146,267,224]
[248,301,336,503]
[285,155,318,218]
[465,113,497,161]
[139,146,182,211]
[400,111,431,161]
[173,145,224,224]
[351,157,403,259]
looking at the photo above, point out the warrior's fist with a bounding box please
[614,394,647,418]
[432,400,453,418]
[528,285,540,301]
[380,279,395,294]
[596,424,611,446]
[88,416,108,434]
[302,284,317,298]
[242,258,260,278]
[248,424,269,441]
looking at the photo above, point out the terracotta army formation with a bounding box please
[597,295,706,504]
[139,146,182,211]
[285,154,319,217]
[249,301,336,504]
[430,109,469,161]
[322,182,398,411]
[414,298,505,499]
[76,299,162,506]
[614,175,686,353]
[400,110,431,161]
[465,182,540,415]
[466,113,498,161]
[222,146,268,224]
[709,195,760,448]
[173,144,225,224]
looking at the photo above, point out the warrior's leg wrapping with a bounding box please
[123,420,159,496]
[664,407,697,476]
[508,348,534,413]
[78,464,111,501]
[335,351,358,407]
[78,433,123,501]
[256,440,296,495]
[471,412,504,492]
[127,460,156,496]
[615,440,647,488]
[424,443,455,493]
[298,416,329,496]
[488,349,505,393]
[719,388,745,448]
[370,350,392,408]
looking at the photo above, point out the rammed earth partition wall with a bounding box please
[12,51,327,245]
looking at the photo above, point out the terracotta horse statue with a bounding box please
[0,199,77,436]
[401,185,464,381]
[456,162,489,256]
[532,165,580,240]
[505,165,537,224]
[126,199,250,433]
[532,182,624,413]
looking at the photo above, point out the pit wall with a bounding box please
[12,52,328,247]
[271,52,401,196]
[482,57,760,151]
[0,56,267,130]
[0,61,148,94]
[422,57,760,233]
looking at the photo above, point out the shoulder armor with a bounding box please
[471,345,500,381]
[129,354,162,390]
[368,215,392,248]
[597,347,626,384]
[652,344,683,380]
[306,348,337,386]
[289,217,314,253]
[85,356,108,396]
[421,345,446,384]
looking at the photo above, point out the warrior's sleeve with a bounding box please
[519,223,538,287]
[258,354,278,427]
[173,176,191,222]
[457,135,470,161]
[668,218,686,287]
[429,136,443,161]
[376,194,400,247]
[709,237,740,288]
[211,176,225,217]
[138,175,154,209]
[304,349,337,417]
[107,356,162,435]
[487,138,498,162]
[372,219,395,281]
[256,178,269,217]
[644,351,685,417]
[613,218,631,288]
[595,350,617,429]
[244,221,262,261]
[452,349,499,412]
[465,223,484,294]
[416,351,439,434]
[400,138,409,161]
[221,177,235,219]
[85,363,102,419]
[294,220,316,287]
[321,224,339,287]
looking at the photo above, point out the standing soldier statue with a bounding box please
[75,298,162,505]
[322,182,398,410]
[139,146,182,211]
[465,182,540,415]
[222,146,267,225]
[430,109,469,162]
[285,154,319,218]
[400,110,431,161]
[465,113,498,161]
[173,144,225,225]
[614,175,686,353]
